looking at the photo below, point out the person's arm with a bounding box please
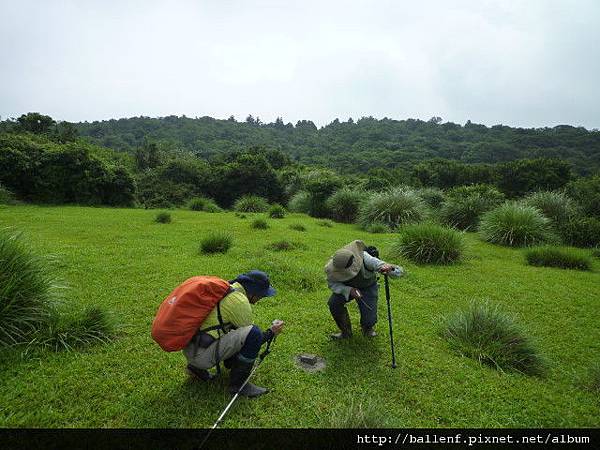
[363,251,404,278]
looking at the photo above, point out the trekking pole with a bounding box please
[384,274,397,369]
[199,335,276,449]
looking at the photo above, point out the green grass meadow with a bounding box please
[1,205,599,427]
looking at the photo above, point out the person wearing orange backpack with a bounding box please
[184,270,283,398]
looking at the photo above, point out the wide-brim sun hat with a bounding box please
[325,240,366,282]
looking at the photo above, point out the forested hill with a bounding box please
[74,116,600,175]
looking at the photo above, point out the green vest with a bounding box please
[345,263,377,288]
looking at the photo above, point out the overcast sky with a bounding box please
[1,0,599,129]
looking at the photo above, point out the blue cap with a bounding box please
[232,270,276,298]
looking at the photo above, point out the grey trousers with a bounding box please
[182,325,253,369]
[328,282,379,328]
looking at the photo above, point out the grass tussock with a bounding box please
[265,240,307,252]
[200,232,233,254]
[154,212,172,224]
[317,220,333,228]
[289,223,307,232]
[326,188,368,223]
[392,223,464,264]
[251,217,269,229]
[0,231,57,347]
[522,191,577,227]
[287,191,311,214]
[440,302,545,376]
[358,187,429,231]
[366,222,390,234]
[187,196,222,213]
[233,195,269,213]
[479,202,556,247]
[268,204,286,219]
[525,246,592,271]
[416,187,445,208]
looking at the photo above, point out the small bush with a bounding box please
[440,195,497,231]
[392,223,464,264]
[324,397,388,428]
[251,218,269,229]
[265,240,307,252]
[317,220,333,228]
[233,195,269,213]
[416,187,445,208]
[287,191,311,214]
[0,231,56,346]
[560,217,600,248]
[154,212,172,223]
[447,184,505,205]
[36,306,117,352]
[200,232,233,254]
[326,188,368,223]
[525,246,592,271]
[440,302,545,376]
[187,196,222,213]
[366,222,390,234]
[523,191,577,227]
[268,204,286,219]
[358,187,429,231]
[289,223,307,232]
[479,202,556,247]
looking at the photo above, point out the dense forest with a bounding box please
[70,114,600,176]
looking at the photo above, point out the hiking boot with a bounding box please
[228,359,268,398]
[362,326,377,338]
[186,364,214,381]
[330,308,352,340]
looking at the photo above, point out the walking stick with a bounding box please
[384,274,397,369]
[199,335,276,449]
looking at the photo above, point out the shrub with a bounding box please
[440,195,497,231]
[565,175,600,218]
[560,217,600,248]
[326,188,368,223]
[187,196,222,213]
[440,302,545,376]
[289,223,307,232]
[324,397,388,428]
[479,202,557,247]
[317,220,333,228]
[392,223,464,264]
[36,306,117,352]
[525,246,592,271]
[522,191,577,227]
[250,218,269,229]
[200,232,233,254]
[0,184,17,204]
[268,204,286,219]
[265,240,307,251]
[358,187,429,231]
[233,195,269,213]
[366,222,390,234]
[287,191,311,214]
[0,231,56,346]
[154,212,172,224]
[447,184,505,205]
[416,187,445,208]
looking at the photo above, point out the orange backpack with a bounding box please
[151,276,231,352]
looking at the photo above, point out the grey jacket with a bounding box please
[327,251,404,300]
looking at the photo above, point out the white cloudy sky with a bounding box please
[1,0,599,128]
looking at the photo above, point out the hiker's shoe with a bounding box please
[362,327,377,338]
[186,364,214,381]
[229,382,269,398]
[330,331,352,340]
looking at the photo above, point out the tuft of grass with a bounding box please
[440,195,498,231]
[560,217,600,248]
[0,231,57,347]
[268,204,286,219]
[265,240,307,252]
[187,196,222,213]
[324,397,388,428]
[289,223,307,232]
[33,306,118,352]
[366,222,390,234]
[479,202,556,247]
[234,212,247,219]
[287,191,311,214]
[522,191,577,227]
[233,195,269,213]
[392,223,464,264]
[250,217,269,229]
[358,187,429,231]
[317,220,333,228]
[525,246,592,271]
[416,187,445,208]
[325,188,368,223]
[154,212,172,224]
[440,301,545,376]
[199,232,233,254]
